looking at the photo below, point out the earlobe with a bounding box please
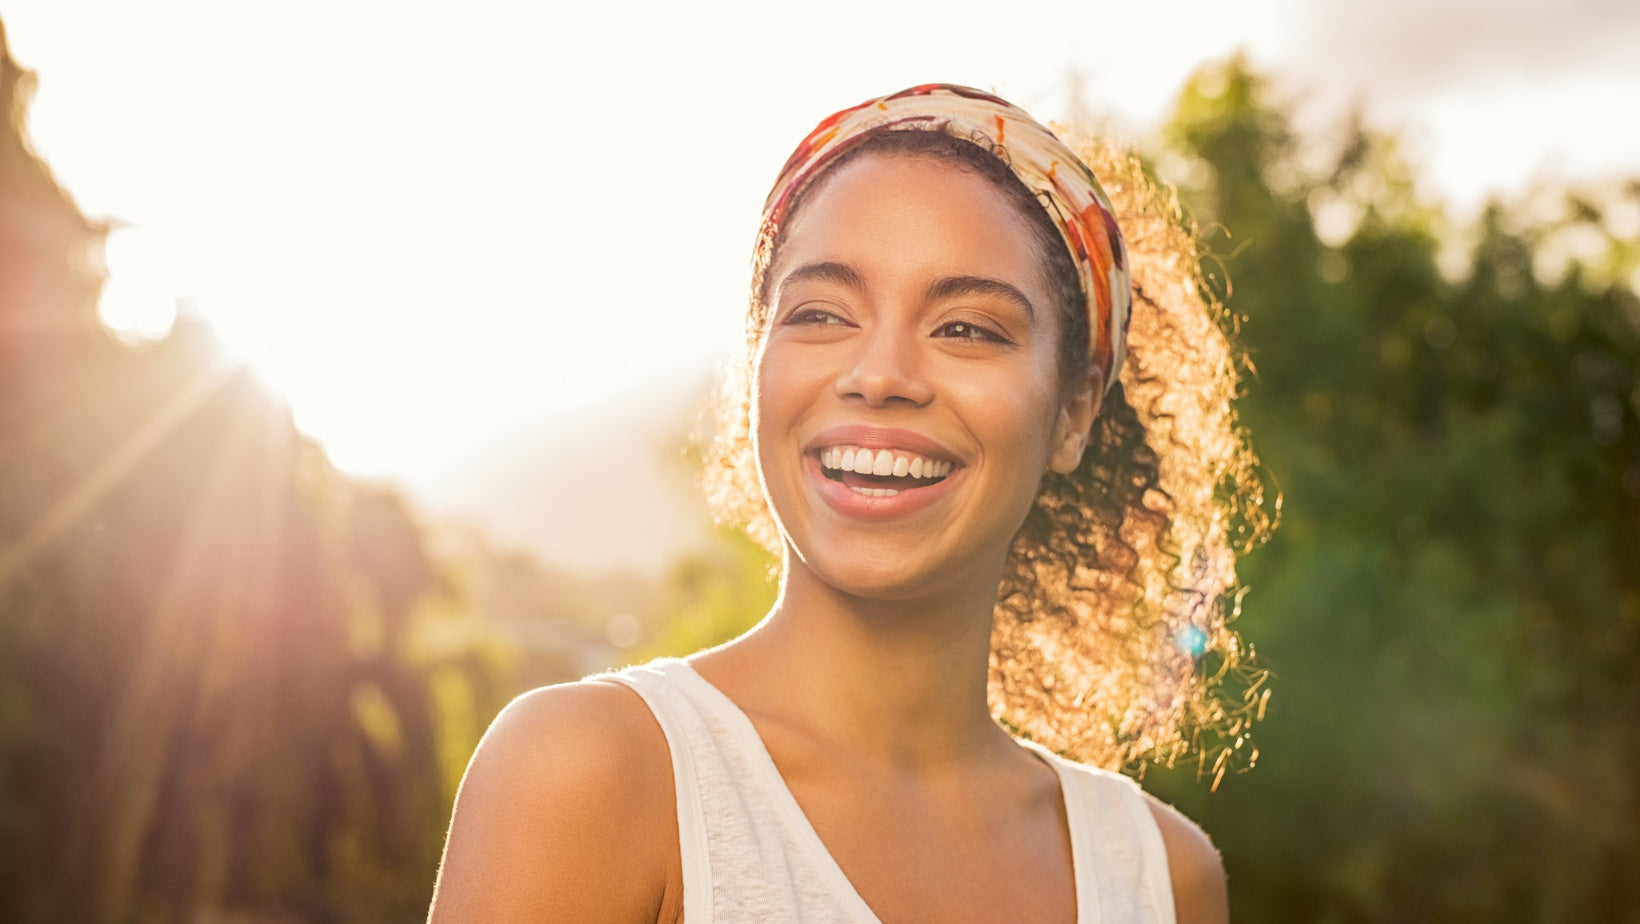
[1048,377,1100,474]
[1048,424,1088,474]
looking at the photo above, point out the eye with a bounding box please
[783,305,852,327]
[934,320,1008,343]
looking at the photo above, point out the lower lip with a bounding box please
[806,455,960,521]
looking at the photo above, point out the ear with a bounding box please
[1049,374,1100,474]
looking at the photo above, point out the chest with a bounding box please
[788,775,1078,924]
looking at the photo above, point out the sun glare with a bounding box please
[96,227,179,345]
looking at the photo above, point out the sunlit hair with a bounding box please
[704,126,1275,776]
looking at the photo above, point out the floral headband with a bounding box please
[759,83,1131,395]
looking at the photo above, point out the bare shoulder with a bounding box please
[427,678,679,923]
[458,680,670,820]
[1142,793,1229,924]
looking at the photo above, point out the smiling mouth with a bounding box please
[818,445,955,497]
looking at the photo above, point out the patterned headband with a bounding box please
[760,83,1131,395]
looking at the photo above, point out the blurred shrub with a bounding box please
[1146,56,1640,922]
[0,26,504,923]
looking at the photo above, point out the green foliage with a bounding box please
[1144,56,1640,921]
[638,525,778,661]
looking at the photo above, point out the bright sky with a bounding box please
[6,0,1637,492]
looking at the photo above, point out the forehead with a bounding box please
[771,152,1049,289]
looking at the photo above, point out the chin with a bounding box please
[784,534,1001,607]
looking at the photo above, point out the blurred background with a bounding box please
[1,2,1636,921]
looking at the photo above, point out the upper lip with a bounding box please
[803,425,962,465]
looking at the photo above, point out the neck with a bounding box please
[703,552,1012,769]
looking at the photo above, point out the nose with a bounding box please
[834,322,934,408]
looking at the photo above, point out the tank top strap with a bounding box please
[1024,742,1178,923]
[599,661,717,922]
[601,659,880,923]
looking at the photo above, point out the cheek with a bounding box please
[955,362,1065,462]
[1005,393,1064,473]
[752,334,828,419]
[750,348,780,435]
[996,394,1067,521]
[749,368,774,474]
[748,332,780,432]
[749,345,804,474]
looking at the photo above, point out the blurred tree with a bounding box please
[0,21,503,922]
[637,524,776,661]
[635,421,778,661]
[432,523,648,684]
[1145,55,1640,922]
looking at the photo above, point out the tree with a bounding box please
[0,21,502,921]
[1147,55,1640,921]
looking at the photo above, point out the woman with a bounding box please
[429,84,1268,923]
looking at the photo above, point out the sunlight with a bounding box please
[96,227,179,345]
[0,354,241,587]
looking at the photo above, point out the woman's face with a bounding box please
[753,152,1097,602]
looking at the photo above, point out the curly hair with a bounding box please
[703,126,1275,778]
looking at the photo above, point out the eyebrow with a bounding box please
[926,275,1036,319]
[775,262,1036,320]
[775,261,865,293]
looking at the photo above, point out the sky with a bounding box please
[4,0,1637,507]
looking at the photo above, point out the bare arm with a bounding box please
[427,681,680,923]
[1145,795,1230,924]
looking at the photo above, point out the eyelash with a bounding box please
[786,307,848,326]
[934,320,1009,344]
[781,307,1010,344]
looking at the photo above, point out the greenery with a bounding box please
[1145,58,1640,921]
[2,18,1635,922]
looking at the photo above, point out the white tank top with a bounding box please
[603,659,1177,923]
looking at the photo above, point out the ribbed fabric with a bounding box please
[603,658,1176,923]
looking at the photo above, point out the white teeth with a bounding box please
[849,486,899,497]
[817,444,954,480]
